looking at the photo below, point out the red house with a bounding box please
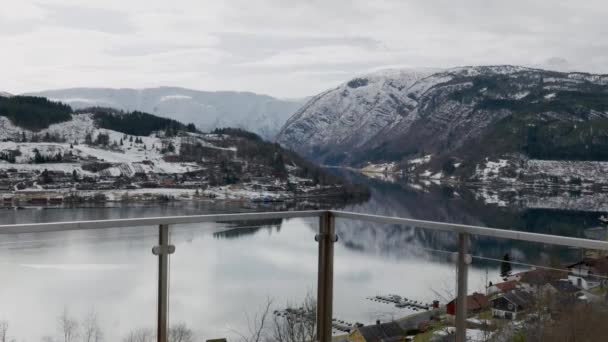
[446,292,489,316]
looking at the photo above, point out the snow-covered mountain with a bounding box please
[277,68,441,163]
[0,91,12,97]
[27,87,304,140]
[277,66,608,176]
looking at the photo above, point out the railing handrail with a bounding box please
[331,210,608,251]
[0,210,325,234]
[1,208,607,250]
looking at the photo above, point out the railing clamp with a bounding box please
[152,245,176,255]
[315,233,338,243]
[451,252,472,264]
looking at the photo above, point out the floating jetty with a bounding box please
[366,294,432,310]
[331,319,364,333]
[273,309,363,334]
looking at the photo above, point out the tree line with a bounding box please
[0,96,72,131]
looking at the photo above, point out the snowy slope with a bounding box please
[277,65,608,167]
[277,68,440,161]
[26,87,304,140]
[0,113,219,176]
[0,91,11,97]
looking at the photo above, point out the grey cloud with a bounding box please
[105,44,205,57]
[4,0,608,98]
[39,3,135,34]
[213,32,382,63]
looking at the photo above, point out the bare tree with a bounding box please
[237,293,317,342]
[429,274,456,303]
[231,298,273,342]
[122,328,154,342]
[271,293,317,342]
[59,309,79,342]
[0,320,8,342]
[169,323,194,342]
[82,310,103,342]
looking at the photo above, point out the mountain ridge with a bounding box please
[277,65,608,180]
[27,87,304,140]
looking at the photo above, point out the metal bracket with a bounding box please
[452,252,472,264]
[152,245,176,255]
[315,233,339,243]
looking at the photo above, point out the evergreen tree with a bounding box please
[41,168,52,183]
[33,149,44,164]
[500,253,512,278]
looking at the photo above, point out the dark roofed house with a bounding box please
[544,280,580,295]
[490,289,534,320]
[349,321,406,342]
[446,292,489,316]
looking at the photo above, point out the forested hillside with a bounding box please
[0,96,72,130]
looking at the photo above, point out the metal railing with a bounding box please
[2,209,608,342]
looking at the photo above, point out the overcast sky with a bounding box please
[2,0,608,98]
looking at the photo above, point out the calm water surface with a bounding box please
[0,172,601,341]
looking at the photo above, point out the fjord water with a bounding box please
[0,172,598,341]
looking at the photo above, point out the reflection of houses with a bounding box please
[348,321,406,342]
[490,289,534,320]
[446,292,489,316]
[567,257,608,290]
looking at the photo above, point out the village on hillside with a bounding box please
[0,113,367,207]
[328,252,608,342]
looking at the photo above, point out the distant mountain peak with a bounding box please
[0,91,12,97]
[25,87,305,140]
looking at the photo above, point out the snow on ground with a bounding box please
[0,113,244,176]
[0,113,96,142]
[430,172,443,180]
[523,191,608,213]
[0,140,200,175]
[544,93,556,99]
[513,91,530,99]
[475,159,509,181]
[0,160,91,175]
[526,159,608,183]
[16,185,292,202]
[474,187,508,207]
[360,162,397,173]
[408,154,432,165]
[433,327,492,342]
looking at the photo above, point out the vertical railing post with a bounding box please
[316,212,336,342]
[153,224,175,342]
[455,232,470,342]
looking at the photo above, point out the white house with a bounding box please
[567,257,608,290]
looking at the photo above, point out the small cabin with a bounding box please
[490,290,533,320]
